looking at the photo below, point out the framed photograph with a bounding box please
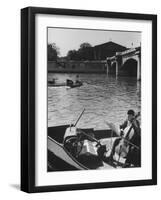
[21,7,157,193]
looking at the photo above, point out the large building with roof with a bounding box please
[48,41,128,73]
[93,41,127,60]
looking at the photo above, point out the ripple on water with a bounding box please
[48,73,141,128]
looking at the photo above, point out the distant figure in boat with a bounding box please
[66,79,74,87]
[101,109,141,167]
[75,75,80,84]
[48,78,55,84]
[66,75,83,88]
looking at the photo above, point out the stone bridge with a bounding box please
[106,47,141,80]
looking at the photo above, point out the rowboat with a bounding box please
[48,79,83,88]
[48,125,115,171]
[48,124,140,171]
[48,109,141,171]
[68,81,83,88]
[48,82,67,87]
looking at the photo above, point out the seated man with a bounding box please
[103,110,141,167]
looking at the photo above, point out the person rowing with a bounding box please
[66,75,82,88]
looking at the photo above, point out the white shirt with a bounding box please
[123,121,134,140]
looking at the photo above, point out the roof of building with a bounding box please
[94,41,127,51]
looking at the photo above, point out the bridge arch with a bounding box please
[106,47,141,80]
[110,62,116,74]
[121,58,137,77]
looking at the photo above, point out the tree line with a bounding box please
[48,42,95,61]
[47,43,60,61]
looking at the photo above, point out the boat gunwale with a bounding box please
[48,136,88,170]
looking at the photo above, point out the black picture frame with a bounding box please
[21,6,157,193]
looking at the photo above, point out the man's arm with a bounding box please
[130,120,141,146]
[131,119,140,135]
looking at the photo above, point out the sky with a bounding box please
[48,27,141,57]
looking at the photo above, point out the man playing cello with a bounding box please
[103,110,141,167]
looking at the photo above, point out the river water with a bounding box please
[48,73,141,129]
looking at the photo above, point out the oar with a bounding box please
[74,108,85,127]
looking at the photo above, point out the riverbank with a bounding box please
[48,60,107,73]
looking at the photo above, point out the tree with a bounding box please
[47,43,60,61]
[78,43,93,60]
[67,50,79,60]
[79,42,92,49]
[66,42,94,60]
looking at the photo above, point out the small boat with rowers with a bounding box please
[48,109,141,171]
[48,78,83,88]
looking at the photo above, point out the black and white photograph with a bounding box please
[47,27,141,172]
[20,6,157,192]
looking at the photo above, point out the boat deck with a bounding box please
[47,126,126,171]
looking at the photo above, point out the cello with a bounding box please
[114,112,140,162]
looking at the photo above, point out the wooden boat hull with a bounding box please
[48,83,67,87]
[48,82,83,88]
[48,125,118,171]
[70,82,83,88]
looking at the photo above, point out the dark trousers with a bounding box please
[125,147,141,167]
